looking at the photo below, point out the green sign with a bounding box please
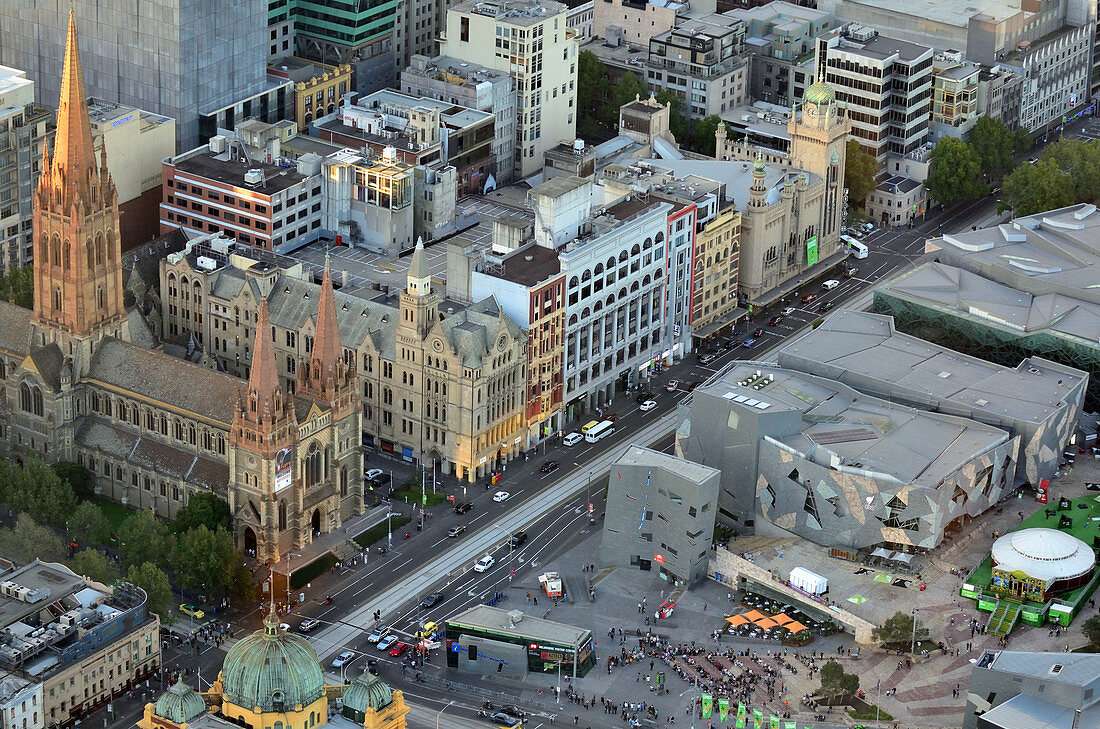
[702,694,713,719]
[719,699,730,722]
[978,598,997,611]
[770,715,781,729]
[754,709,764,729]
[736,703,747,728]
[806,235,819,266]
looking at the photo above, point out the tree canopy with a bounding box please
[0,265,33,310]
[172,525,251,600]
[68,549,119,585]
[0,459,76,528]
[872,610,930,647]
[128,561,174,625]
[117,510,173,570]
[67,501,112,547]
[925,137,987,205]
[819,660,859,701]
[969,117,1016,181]
[1000,157,1076,217]
[692,115,729,158]
[174,492,232,534]
[0,514,66,565]
[844,140,878,209]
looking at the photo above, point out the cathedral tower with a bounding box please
[32,12,128,370]
[297,256,354,412]
[398,238,437,339]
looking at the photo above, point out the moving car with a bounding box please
[421,592,444,609]
[742,338,757,348]
[447,525,467,538]
[510,531,528,547]
[297,618,320,634]
[498,705,527,719]
[473,555,495,572]
[492,491,511,502]
[697,352,719,365]
[415,621,439,638]
[376,635,398,651]
[454,502,473,514]
[768,315,785,326]
[822,279,839,290]
[844,266,858,278]
[640,400,657,411]
[331,650,356,668]
[781,307,796,316]
[482,714,519,728]
[752,328,764,337]
[801,293,818,304]
[364,468,384,481]
[539,460,559,474]
[367,628,385,643]
[179,604,204,620]
[666,380,680,392]
[634,390,654,402]
[389,642,410,657]
[819,301,835,312]
[563,432,583,446]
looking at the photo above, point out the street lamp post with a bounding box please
[285,552,301,614]
[910,606,919,657]
[436,701,455,729]
[387,509,392,550]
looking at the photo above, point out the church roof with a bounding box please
[0,301,32,357]
[408,238,430,281]
[436,297,521,368]
[27,345,65,390]
[87,339,240,425]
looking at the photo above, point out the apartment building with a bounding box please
[817,25,933,161]
[267,58,353,132]
[401,55,517,186]
[441,0,578,180]
[594,0,687,47]
[736,1,830,108]
[929,52,980,141]
[567,1,595,40]
[160,138,325,251]
[647,18,750,119]
[0,66,52,275]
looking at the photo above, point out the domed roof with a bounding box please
[991,528,1095,583]
[155,678,206,724]
[803,81,836,107]
[343,672,393,713]
[221,607,325,713]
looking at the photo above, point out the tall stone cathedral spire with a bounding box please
[231,299,296,458]
[297,256,353,406]
[32,11,127,359]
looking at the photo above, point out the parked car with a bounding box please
[389,641,410,657]
[454,502,473,514]
[376,635,398,651]
[768,315,785,326]
[510,531,528,547]
[447,525,467,538]
[369,473,391,489]
[297,618,320,634]
[539,460,559,474]
[493,491,511,502]
[331,650,356,668]
[421,592,444,609]
[665,380,680,392]
[687,380,703,391]
[473,555,495,572]
[698,352,719,365]
[801,293,818,304]
[364,468,384,481]
[819,301,835,312]
[179,604,204,620]
[640,400,658,411]
[563,432,583,446]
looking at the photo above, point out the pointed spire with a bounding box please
[246,298,282,419]
[408,237,430,284]
[299,255,346,401]
[52,11,98,202]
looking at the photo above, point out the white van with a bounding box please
[563,432,583,446]
[822,279,840,290]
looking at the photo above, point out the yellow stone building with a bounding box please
[137,607,408,729]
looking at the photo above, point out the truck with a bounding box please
[538,571,563,598]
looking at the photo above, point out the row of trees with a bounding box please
[0,460,249,623]
[925,117,1034,206]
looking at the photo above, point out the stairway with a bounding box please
[331,538,362,563]
[987,600,1022,637]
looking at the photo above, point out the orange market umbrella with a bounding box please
[726,614,750,626]
[786,622,807,634]
[755,617,779,630]
[742,609,766,622]
[773,613,795,626]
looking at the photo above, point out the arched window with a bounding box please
[31,387,42,417]
[19,383,30,412]
[39,233,48,264]
[63,241,70,270]
[94,233,104,265]
[593,263,603,275]
[655,232,664,244]
[340,467,348,497]
[52,286,62,312]
[631,243,641,255]
[278,500,287,530]
[568,313,578,325]
[97,285,105,310]
[618,250,628,263]
[50,235,61,266]
[86,238,94,268]
[568,276,579,289]
[107,231,116,260]
[606,257,616,270]
[580,269,591,282]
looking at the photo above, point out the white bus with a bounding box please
[584,420,616,443]
[841,235,868,259]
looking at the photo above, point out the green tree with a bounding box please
[172,525,241,599]
[1013,127,1034,155]
[1000,157,1076,216]
[174,492,232,534]
[577,50,609,140]
[67,501,112,547]
[654,90,689,142]
[1042,138,1100,203]
[925,137,987,204]
[969,117,1016,181]
[0,265,34,309]
[127,561,175,625]
[3,459,76,528]
[53,461,92,494]
[819,660,859,702]
[1083,615,1100,648]
[844,139,878,210]
[68,549,119,584]
[0,514,66,565]
[690,115,728,158]
[872,610,930,646]
[117,510,172,570]
[600,72,645,130]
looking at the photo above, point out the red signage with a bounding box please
[654,553,665,564]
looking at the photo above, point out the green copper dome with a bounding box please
[803,81,836,107]
[343,672,393,716]
[155,678,206,724]
[221,608,325,713]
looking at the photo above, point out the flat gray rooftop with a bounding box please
[779,310,1087,425]
[832,0,1024,29]
[616,444,720,485]
[446,604,590,646]
[0,561,84,629]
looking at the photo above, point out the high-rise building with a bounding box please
[0,0,271,150]
[0,66,53,275]
[647,17,750,120]
[441,0,578,180]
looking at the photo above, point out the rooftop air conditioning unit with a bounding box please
[244,169,263,185]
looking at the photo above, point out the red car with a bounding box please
[801,293,818,304]
[389,641,410,657]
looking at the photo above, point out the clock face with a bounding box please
[806,105,817,118]
[432,338,444,352]
[497,334,508,351]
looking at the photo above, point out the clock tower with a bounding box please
[787,71,849,244]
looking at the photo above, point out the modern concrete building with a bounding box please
[827,0,1095,136]
[159,139,326,252]
[816,24,933,161]
[879,203,1100,411]
[0,66,53,275]
[400,55,517,186]
[0,560,160,727]
[964,650,1100,729]
[87,98,176,247]
[440,0,578,180]
[647,17,750,120]
[0,1,272,150]
[602,445,720,586]
[778,310,1088,487]
[677,362,1018,552]
[736,1,831,108]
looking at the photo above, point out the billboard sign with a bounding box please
[806,236,819,266]
[275,446,293,491]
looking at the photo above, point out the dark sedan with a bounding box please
[540,461,559,474]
